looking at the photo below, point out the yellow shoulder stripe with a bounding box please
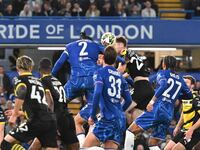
[14,83,27,96]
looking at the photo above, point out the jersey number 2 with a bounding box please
[130,56,144,70]
[79,42,88,56]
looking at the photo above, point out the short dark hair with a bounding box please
[163,56,177,70]
[183,75,196,85]
[104,46,117,65]
[116,36,127,47]
[80,31,93,41]
[39,58,52,73]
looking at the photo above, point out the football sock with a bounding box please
[1,140,25,150]
[77,133,85,148]
[124,129,135,150]
[149,146,161,150]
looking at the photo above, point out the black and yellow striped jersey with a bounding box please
[182,92,200,131]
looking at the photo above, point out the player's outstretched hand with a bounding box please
[88,117,94,125]
[117,63,127,74]
[8,115,17,127]
[123,72,130,78]
[4,109,13,117]
[185,128,193,142]
[146,103,153,112]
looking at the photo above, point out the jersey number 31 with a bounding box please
[108,75,121,99]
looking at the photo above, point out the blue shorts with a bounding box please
[93,116,126,145]
[79,104,92,121]
[135,103,171,140]
[64,76,94,101]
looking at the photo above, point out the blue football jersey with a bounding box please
[52,39,104,77]
[154,70,192,121]
[155,70,191,103]
[91,66,132,121]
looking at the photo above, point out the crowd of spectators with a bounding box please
[0,0,158,18]
[183,0,200,18]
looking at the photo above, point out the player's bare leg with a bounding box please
[29,138,41,150]
[29,133,79,150]
[193,141,200,150]
[28,138,58,150]
[130,108,144,122]
[126,101,138,125]
[124,123,143,150]
[1,134,26,150]
[104,140,118,150]
[74,113,86,147]
[164,140,176,150]
[45,147,58,150]
[82,132,100,148]
[0,123,5,145]
[66,142,79,150]
[172,143,186,150]
[128,123,144,134]
[149,138,161,150]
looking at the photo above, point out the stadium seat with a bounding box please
[155,0,187,19]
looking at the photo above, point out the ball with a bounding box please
[100,32,116,46]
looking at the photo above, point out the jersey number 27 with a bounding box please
[162,78,182,99]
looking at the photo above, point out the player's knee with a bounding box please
[164,141,175,150]
[164,146,171,150]
[149,138,160,146]
[1,140,12,150]
[172,143,186,150]
[128,123,142,134]
[74,114,84,125]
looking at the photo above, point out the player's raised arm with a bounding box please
[52,48,69,76]
[121,78,132,111]
[9,83,27,125]
[154,72,168,99]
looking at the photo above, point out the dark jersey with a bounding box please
[13,73,53,121]
[41,75,68,115]
[126,54,150,79]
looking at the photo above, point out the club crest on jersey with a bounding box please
[93,74,97,81]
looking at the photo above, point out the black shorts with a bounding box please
[132,80,154,110]
[173,131,200,150]
[57,113,78,145]
[9,119,57,148]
